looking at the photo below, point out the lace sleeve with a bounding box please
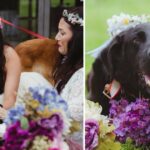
[61,68,83,145]
[61,68,83,122]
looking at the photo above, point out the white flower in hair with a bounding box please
[63,10,83,26]
[87,13,150,58]
[107,13,150,37]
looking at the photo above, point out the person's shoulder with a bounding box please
[61,67,83,100]
[72,68,83,78]
[4,45,19,61]
[68,67,83,83]
[64,67,83,88]
[4,45,14,53]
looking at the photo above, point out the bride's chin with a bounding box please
[58,48,67,55]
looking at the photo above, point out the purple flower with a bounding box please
[109,98,150,146]
[29,113,63,140]
[3,121,29,150]
[85,119,99,150]
[1,114,64,149]
[38,113,64,137]
[109,99,128,118]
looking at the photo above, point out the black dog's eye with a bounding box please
[133,31,146,45]
[133,38,140,45]
[137,31,146,42]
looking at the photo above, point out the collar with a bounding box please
[103,79,121,99]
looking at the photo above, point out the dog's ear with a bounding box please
[107,35,124,77]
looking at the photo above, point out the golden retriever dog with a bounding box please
[15,38,60,85]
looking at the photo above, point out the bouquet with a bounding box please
[0,86,71,150]
[85,98,150,150]
[109,98,150,149]
[85,100,121,150]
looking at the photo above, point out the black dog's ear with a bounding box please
[107,35,124,77]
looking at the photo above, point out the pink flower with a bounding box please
[85,119,99,150]
[48,148,59,150]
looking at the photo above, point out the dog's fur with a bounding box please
[87,23,150,114]
[15,38,60,85]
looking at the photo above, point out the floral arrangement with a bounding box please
[85,100,121,150]
[0,86,71,150]
[63,9,83,26]
[85,98,150,150]
[88,13,150,58]
[109,98,150,149]
[107,13,150,37]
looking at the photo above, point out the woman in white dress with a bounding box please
[0,7,83,149]
[54,6,83,147]
[16,6,83,149]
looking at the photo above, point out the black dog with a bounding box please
[87,23,150,115]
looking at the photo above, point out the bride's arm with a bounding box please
[3,46,22,109]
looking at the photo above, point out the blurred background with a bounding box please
[85,0,150,77]
[0,0,83,46]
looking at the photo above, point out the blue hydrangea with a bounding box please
[29,86,68,113]
[4,105,25,125]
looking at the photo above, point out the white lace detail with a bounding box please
[14,70,83,145]
[61,68,83,145]
[16,72,53,105]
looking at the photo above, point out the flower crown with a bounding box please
[107,13,150,37]
[63,9,83,26]
[0,18,3,29]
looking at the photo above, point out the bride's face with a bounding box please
[55,18,73,55]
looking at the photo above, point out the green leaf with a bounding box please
[20,116,29,130]
[121,139,141,150]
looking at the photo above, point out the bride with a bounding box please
[1,6,83,148]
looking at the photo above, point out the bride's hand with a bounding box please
[0,107,7,120]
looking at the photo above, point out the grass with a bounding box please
[85,0,150,76]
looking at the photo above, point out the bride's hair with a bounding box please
[54,6,83,93]
[0,29,6,94]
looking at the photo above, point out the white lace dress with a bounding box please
[60,68,83,145]
[16,72,53,104]
[0,69,83,145]
[17,69,83,145]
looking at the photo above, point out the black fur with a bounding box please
[87,23,150,115]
